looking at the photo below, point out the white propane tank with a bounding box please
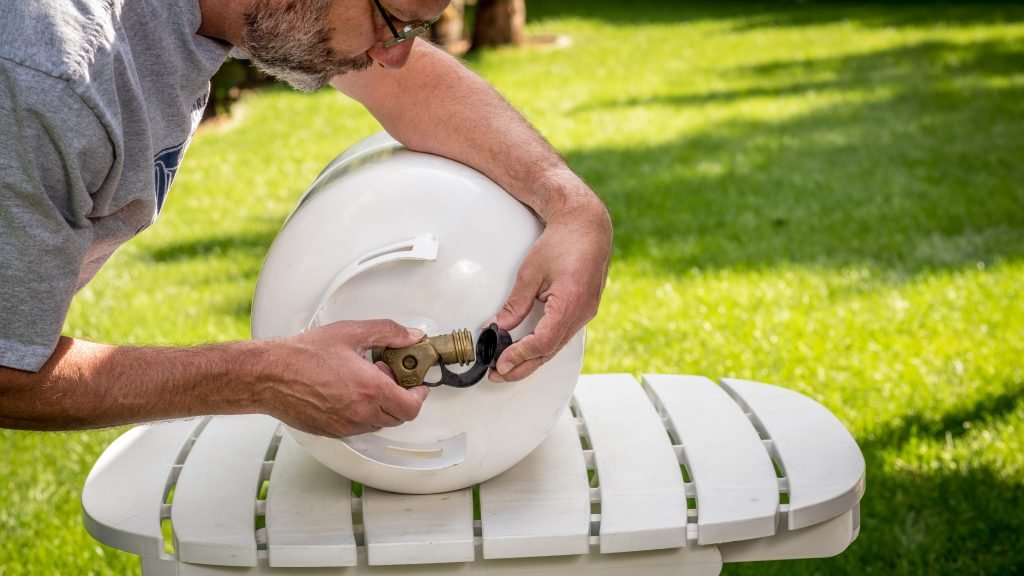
[251,132,585,494]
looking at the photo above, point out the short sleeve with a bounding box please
[0,59,110,372]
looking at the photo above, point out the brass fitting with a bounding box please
[429,329,475,366]
[372,329,476,388]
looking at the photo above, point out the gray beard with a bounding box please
[242,0,374,92]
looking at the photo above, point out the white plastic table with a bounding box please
[83,374,865,575]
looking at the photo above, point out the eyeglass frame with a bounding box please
[371,0,442,48]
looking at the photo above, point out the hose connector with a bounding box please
[372,324,512,388]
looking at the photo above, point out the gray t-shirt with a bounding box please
[0,0,231,371]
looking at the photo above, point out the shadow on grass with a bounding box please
[146,229,277,264]
[725,461,1024,574]
[864,381,1024,447]
[144,231,272,326]
[725,384,1024,575]
[528,0,1024,29]
[566,38,1024,276]
[575,40,1023,112]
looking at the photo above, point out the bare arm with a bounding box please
[0,320,428,435]
[332,41,613,380]
[333,42,589,219]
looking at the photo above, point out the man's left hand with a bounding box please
[492,189,612,381]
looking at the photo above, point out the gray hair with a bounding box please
[242,0,373,92]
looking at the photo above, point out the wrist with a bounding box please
[543,181,613,238]
[237,338,277,415]
[536,171,606,219]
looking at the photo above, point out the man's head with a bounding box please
[240,0,448,92]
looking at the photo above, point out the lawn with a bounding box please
[2,1,1023,574]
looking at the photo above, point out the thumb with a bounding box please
[497,274,541,332]
[379,378,430,421]
[355,319,424,351]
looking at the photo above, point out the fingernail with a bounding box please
[488,370,506,383]
[407,328,424,340]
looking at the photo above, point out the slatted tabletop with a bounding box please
[83,374,865,576]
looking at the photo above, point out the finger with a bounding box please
[334,423,382,438]
[376,379,430,422]
[375,361,396,380]
[352,319,424,351]
[495,334,552,378]
[374,407,404,428]
[496,294,571,375]
[496,263,543,332]
[497,356,547,382]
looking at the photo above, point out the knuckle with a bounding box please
[501,300,521,316]
[503,290,534,315]
[511,340,542,362]
[385,402,410,423]
[505,343,528,363]
[531,325,560,351]
[387,397,416,422]
[404,405,421,422]
[516,253,542,278]
[561,286,586,308]
[402,396,424,420]
[505,358,544,381]
[366,318,398,334]
[354,382,377,403]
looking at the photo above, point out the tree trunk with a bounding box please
[471,0,526,49]
[429,0,468,54]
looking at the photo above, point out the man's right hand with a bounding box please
[0,320,429,433]
[257,319,430,438]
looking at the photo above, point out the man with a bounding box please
[0,0,612,438]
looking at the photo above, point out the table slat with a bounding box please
[643,375,778,545]
[362,487,474,565]
[573,374,688,553]
[266,433,357,567]
[82,418,205,558]
[172,415,281,566]
[479,409,590,559]
[720,378,866,530]
[720,506,859,563]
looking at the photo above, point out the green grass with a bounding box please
[2,1,1023,573]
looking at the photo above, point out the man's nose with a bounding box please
[366,39,416,70]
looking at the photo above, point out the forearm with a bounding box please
[0,320,430,436]
[332,41,596,223]
[0,336,263,430]
[333,43,612,381]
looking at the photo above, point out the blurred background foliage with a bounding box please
[2,0,1023,574]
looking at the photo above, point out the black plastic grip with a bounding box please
[429,323,512,388]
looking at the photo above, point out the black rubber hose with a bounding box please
[432,324,513,388]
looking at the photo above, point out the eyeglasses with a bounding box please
[372,0,442,48]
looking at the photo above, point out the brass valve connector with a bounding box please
[371,324,513,389]
[430,329,475,366]
[372,329,476,389]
